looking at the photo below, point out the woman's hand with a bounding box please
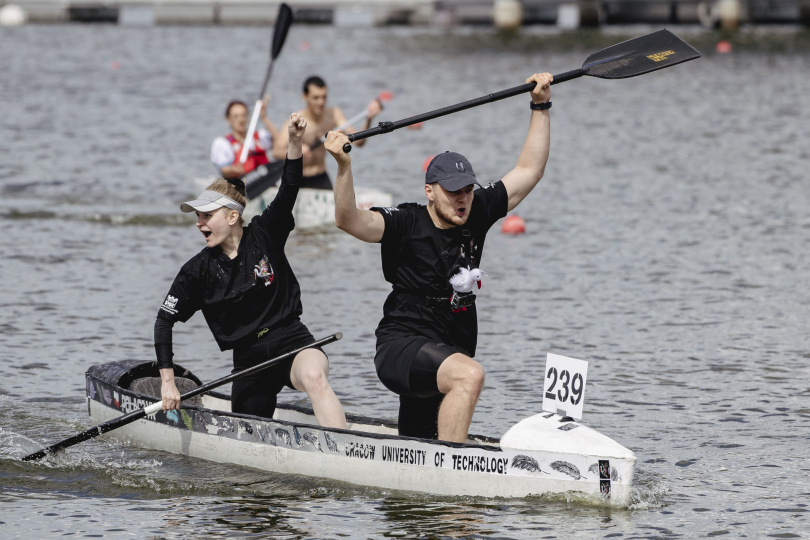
[288,112,307,142]
[160,369,181,410]
[286,112,307,159]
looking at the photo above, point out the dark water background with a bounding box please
[1,22,809,538]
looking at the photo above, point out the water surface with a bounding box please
[1,23,809,538]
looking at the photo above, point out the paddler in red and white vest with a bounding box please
[210,95,280,180]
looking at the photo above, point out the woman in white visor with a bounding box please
[153,113,347,429]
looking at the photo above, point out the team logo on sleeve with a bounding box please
[160,295,179,315]
[254,256,275,286]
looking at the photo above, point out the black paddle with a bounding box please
[340,29,701,153]
[239,3,294,164]
[245,161,285,200]
[22,332,343,462]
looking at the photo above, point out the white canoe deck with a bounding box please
[243,185,392,230]
[194,176,393,231]
[86,362,637,505]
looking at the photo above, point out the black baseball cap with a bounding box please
[425,151,481,191]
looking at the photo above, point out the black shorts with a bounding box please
[301,172,332,190]
[375,337,464,399]
[230,319,322,419]
[375,337,465,439]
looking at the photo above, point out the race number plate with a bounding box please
[542,353,588,420]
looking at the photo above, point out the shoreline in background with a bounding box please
[2,0,810,28]
[384,24,810,53]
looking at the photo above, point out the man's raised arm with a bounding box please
[500,72,553,213]
[324,131,385,243]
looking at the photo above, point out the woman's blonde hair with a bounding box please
[207,178,247,225]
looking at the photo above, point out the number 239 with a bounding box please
[545,367,583,405]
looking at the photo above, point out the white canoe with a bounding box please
[243,185,392,230]
[193,176,392,231]
[86,360,637,505]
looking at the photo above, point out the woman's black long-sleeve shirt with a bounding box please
[154,157,304,369]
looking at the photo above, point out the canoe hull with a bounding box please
[86,361,636,504]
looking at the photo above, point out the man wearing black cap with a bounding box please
[325,73,552,443]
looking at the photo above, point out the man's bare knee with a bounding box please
[438,355,485,395]
[466,362,485,391]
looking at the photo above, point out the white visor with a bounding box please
[180,190,244,215]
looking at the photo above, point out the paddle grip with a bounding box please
[144,402,162,416]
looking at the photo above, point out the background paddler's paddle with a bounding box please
[340,29,700,153]
[245,90,393,199]
[239,2,294,165]
[22,332,343,462]
[336,90,394,134]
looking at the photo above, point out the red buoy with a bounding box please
[716,40,732,54]
[501,214,525,234]
[422,155,435,172]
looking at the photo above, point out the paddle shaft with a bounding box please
[340,29,701,152]
[239,4,293,164]
[342,69,583,153]
[240,101,264,164]
[22,332,342,461]
[244,160,285,200]
[240,58,280,163]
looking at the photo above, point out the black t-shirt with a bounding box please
[371,181,508,354]
[156,158,304,353]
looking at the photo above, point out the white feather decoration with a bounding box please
[450,267,485,293]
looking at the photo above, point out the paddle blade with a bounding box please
[271,3,294,59]
[22,408,148,461]
[581,29,701,80]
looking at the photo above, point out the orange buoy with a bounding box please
[501,214,525,234]
[715,40,732,54]
[300,41,311,51]
[422,155,435,172]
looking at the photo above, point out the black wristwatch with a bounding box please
[530,101,552,110]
